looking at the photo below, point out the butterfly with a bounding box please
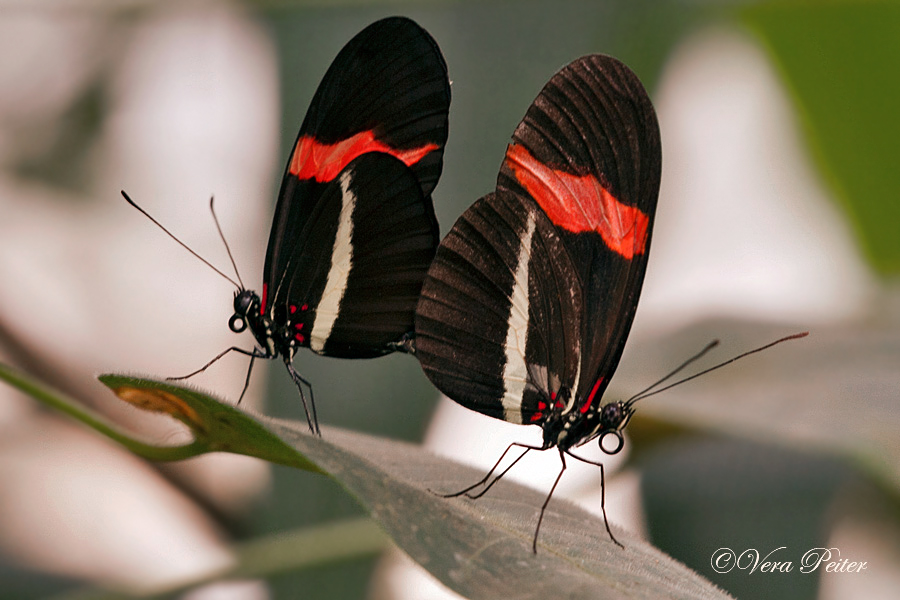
[414,53,808,552]
[413,53,660,551]
[126,17,451,434]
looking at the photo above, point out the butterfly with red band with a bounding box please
[414,53,660,551]
[414,54,807,552]
[125,17,451,435]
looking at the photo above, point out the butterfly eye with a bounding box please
[233,290,255,315]
[599,402,625,429]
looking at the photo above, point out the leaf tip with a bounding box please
[110,384,205,432]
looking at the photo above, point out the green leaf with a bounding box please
[740,1,900,274]
[97,374,322,473]
[0,363,730,600]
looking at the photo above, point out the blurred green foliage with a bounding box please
[742,2,900,273]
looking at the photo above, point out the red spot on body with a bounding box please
[555,400,565,409]
[260,284,268,315]
[301,304,308,311]
[289,131,438,183]
[537,401,547,410]
[290,305,297,314]
[295,333,305,343]
[530,412,543,422]
[295,323,304,330]
[505,144,649,259]
[580,378,605,414]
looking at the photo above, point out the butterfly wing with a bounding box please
[262,17,450,356]
[291,17,450,195]
[271,153,437,357]
[416,189,583,423]
[416,54,660,424]
[498,54,661,403]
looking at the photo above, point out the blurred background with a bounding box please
[0,1,898,599]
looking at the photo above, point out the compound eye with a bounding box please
[599,430,625,455]
[600,402,625,428]
[229,314,247,333]
[233,290,255,315]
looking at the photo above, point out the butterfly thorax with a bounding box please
[542,392,631,455]
[230,289,316,361]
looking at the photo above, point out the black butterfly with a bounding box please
[414,54,807,552]
[414,54,661,550]
[126,17,451,434]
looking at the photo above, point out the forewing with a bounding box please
[272,153,438,358]
[498,54,661,399]
[264,17,450,299]
[415,190,583,424]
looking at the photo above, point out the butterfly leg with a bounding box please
[236,351,259,405]
[283,359,320,436]
[168,346,265,379]
[564,449,623,549]
[462,443,537,499]
[168,346,269,405]
[439,441,544,500]
[530,450,570,553]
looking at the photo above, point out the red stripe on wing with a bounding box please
[580,377,604,414]
[289,131,438,183]
[505,144,649,260]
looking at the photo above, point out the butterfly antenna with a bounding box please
[626,332,809,407]
[624,339,720,404]
[208,196,245,289]
[121,190,241,290]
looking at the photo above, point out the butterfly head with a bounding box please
[551,394,635,455]
[229,289,260,333]
[594,401,634,455]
